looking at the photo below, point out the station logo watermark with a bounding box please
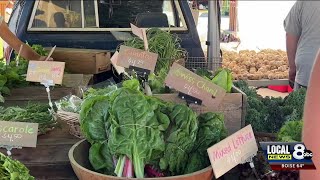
[260,142,316,170]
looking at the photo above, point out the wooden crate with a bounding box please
[0,121,78,179]
[154,86,247,135]
[3,86,75,107]
[49,47,111,74]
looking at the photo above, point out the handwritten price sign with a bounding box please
[165,63,226,107]
[117,45,158,73]
[207,125,258,179]
[26,61,65,85]
[0,121,38,148]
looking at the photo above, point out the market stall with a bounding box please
[0,1,306,179]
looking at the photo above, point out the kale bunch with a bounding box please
[234,81,306,133]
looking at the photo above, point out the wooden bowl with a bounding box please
[69,139,214,180]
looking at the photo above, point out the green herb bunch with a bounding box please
[0,103,57,134]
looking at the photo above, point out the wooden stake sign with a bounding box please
[130,23,148,51]
[0,121,38,148]
[117,45,158,73]
[207,125,258,179]
[26,61,65,85]
[164,63,226,107]
[110,51,125,74]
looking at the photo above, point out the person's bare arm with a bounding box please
[286,32,299,85]
[0,19,46,61]
[300,50,320,179]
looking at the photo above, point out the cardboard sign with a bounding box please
[164,63,226,107]
[130,23,148,51]
[110,51,125,74]
[130,23,144,40]
[207,125,258,179]
[117,45,158,73]
[0,121,38,148]
[26,61,65,85]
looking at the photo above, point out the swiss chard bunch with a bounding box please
[80,79,228,178]
[159,104,198,176]
[184,112,227,174]
[80,79,170,178]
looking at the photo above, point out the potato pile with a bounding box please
[222,49,289,80]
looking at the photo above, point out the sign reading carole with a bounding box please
[0,121,38,148]
[207,125,258,178]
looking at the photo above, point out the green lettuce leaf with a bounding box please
[108,93,167,178]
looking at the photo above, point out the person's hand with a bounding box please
[289,68,296,88]
[38,56,53,61]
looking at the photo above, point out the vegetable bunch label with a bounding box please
[165,63,226,107]
[207,125,258,179]
[117,45,158,73]
[0,121,38,147]
[26,61,65,85]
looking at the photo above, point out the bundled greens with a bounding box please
[184,112,227,174]
[159,104,198,175]
[0,103,57,134]
[234,80,306,133]
[277,120,303,142]
[80,79,227,178]
[0,44,49,99]
[123,28,186,74]
[0,59,29,97]
[196,68,233,93]
[120,28,186,93]
[0,152,34,180]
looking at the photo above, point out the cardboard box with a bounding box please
[48,47,111,74]
[154,86,247,135]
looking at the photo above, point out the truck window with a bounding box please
[28,0,187,31]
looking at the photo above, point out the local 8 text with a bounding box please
[281,163,305,168]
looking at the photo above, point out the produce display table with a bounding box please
[0,121,79,180]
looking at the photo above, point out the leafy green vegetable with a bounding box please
[0,152,34,180]
[184,112,227,174]
[0,103,57,134]
[0,93,4,103]
[277,120,303,142]
[234,80,306,133]
[211,68,233,93]
[159,104,198,175]
[80,95,110,144]
[121,28,186,93]
[195,68,212,80]
[283,88,306,121]
[0,44,49,99]
[81,79,228,178]
[89,142,115,175]
[108,92,167,178]
[123,28,186,74]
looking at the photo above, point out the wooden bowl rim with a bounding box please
[69,139,213,180]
